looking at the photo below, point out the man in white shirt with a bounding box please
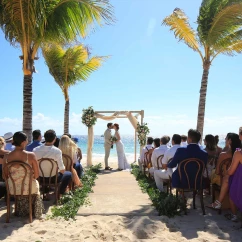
[154,134,181,192]
[33,129,72,195]
[4,132,15,151]
[138,137,154,171]
[180,135,188,147]
[149,136,169,176]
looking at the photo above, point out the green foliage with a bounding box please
[131,164,186,217]
[50,163,102,220]
[82,106,97,127]
[136,122,150,146]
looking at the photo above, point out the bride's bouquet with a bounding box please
[110,136,117,143]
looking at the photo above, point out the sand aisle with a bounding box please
[1,161,242,241]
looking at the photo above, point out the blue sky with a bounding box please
[0,0,241,137]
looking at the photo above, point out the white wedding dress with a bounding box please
[114,131,130,170]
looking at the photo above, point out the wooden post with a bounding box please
[140,110,145,157]
[134,129,137,162]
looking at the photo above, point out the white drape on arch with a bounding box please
[86,111,142,167]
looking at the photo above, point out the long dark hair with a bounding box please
[205,134,216,151]
[227,133,241,155]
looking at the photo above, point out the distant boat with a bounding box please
[101,135,104,137]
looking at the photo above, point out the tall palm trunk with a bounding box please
[64,88,69,134]
[22,58,34,142]
[196,60,211,140]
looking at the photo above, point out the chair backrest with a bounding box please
[157,155,164,169]
[4,160,33,197]
[38,158,58,178]
[178,158,205,190]
[219,157,232,185]
[62,154,73,171]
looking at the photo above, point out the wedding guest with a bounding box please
[149,136,169,176]
[203,134,217,178]
[139,137,154,171]
[26,129,42,151]
[33,130,72,195]
[210,133,241,186]
[215,135,223,156]
[54,137,60,147]
[72,138,83,164]
[59,135,82,187]
[3,131,44,218]
[180,135,188,147]
[168,129,208,189]
[227,127,242,222]
[208,129,242,217]
[0,137,10,179]
[154,134,181,192]
[4,132,15,151]
[153,138,160,148]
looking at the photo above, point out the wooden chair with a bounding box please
[157,155,164,170]
[175,158,206,215]
[4,160,34,223]
[163,158,173,194]
[143,151,152,175]
[62,154,74,190]
[38,158,60,205]
[204,155,217,195]
[212,157,232,214]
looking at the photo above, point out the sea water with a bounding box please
[74,135,226,158]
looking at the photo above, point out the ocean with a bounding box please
[74,135,226,159]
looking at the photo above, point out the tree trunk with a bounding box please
[22,74,33,142]
[64,99,70,134]
[196,61,211,141]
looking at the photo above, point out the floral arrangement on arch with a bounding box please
[82,106,97,127]
[137,122,150,146]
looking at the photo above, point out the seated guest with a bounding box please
[3,131,44,218]
[59,135,82,187]
[139,137,153,171]
[180,135,188,147]
[215,135,222,156]
[203,134,217,178]
[153,138,160,148]
[0,137,10,178]
[26,129,42,151]
[54,137,60,148]
[72,138,83,175]
[211,133,240,186]
[149,136,169,176]
[4,132,15,151]
[208,130,242,212]
[154,134,181,192]
[168,129,208,189]
[33,130,72,195]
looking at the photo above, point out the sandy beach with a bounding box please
[0,158,242,242]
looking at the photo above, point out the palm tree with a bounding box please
[0,0,113,141]
[42,44,105,133]
[163,0,242,139]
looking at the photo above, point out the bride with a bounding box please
[113,123,130,171]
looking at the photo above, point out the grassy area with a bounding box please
[131,164,186,217]
[50,163,102,220]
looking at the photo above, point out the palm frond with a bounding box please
[213,40,242,57]
[162,8,203,59]
[207,2,242,45]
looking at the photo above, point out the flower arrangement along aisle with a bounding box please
[137,122,150,146]
[82,106,97,127]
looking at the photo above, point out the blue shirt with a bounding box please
[26,140,42,152]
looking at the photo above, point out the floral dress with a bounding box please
[6,154,44,218]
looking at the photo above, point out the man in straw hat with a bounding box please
[3,132,15,151]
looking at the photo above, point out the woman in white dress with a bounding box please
[113,123,130,171]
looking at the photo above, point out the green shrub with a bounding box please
[50,163,101,220]
[131,164,186,217]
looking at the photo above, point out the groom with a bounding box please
[104,123,113,170]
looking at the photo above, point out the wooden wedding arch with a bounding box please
[86,110,144,167]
